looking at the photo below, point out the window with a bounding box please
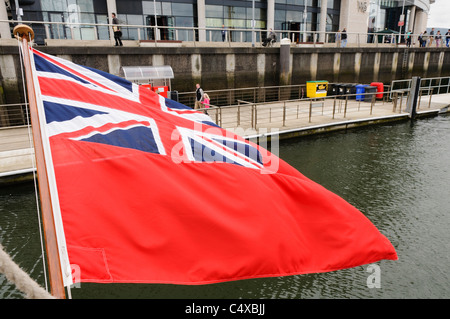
[120,14,144,40]
[40,0,105,40]
[143,2,195,41]
[205,3,266,42]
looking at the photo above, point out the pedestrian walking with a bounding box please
[435,30,442,47]
[194,84,204,110]
[111,13,123,46]
[202,93,210,115]
[446,29,450,47]
[422,31,428,47]
[221,25,226,42]
[341,28,347,48]
[406,30,412,47]
[429,28,435,47]
[262,29,276,47]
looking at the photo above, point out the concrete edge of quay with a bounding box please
[1,105,448,187]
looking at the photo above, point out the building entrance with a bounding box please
[146,15,175,40]
[282,21,301,43]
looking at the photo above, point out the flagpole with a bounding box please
[13,24,66,299]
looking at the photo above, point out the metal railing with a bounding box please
[390,76,450,99]
[178,85,308,109]
[189,83,449,129]
[1,80,448,130]
[1,19,448,48]
[202,91,384,129]
[0,103,29,128]
[0,83,449,132]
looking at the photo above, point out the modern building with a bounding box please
[0,0,435,45]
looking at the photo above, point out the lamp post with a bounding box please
[303,3,307,42]
[14,0,22,21]
[398,0,406,43]
[153,0,158,40]
[252,0,255,47]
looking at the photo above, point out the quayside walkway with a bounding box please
[0,92,449,184]
[209,92,450,139]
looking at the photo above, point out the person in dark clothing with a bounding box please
[262,29,276,47]
[194,84,204,109]
[112,13,123,46]
[221,25,226,42]
[446,29,450,47]
[406,30,412,47]
[341,28,347,47]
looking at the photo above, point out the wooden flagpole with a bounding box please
[13,24,66,299]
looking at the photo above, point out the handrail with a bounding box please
[390,76,450,98]
[1,84,448,131]
[0,19,446,48]
[196,85,447,129]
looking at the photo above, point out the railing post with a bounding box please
[44,24,50,39]
[344,96,348,118]
[237,104,240,126]
[399,92,403,113]
[309,100,312,123]
[332,96,336,119]
[215,107,219,124]
[282,101,286,126]
[370,94,375,115]
[254,104,258,128]
[251,104,254,129]
[393,91,398,112]
[418,89,422,109]
[428,91,432,108]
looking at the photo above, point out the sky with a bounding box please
[428,0,450,28]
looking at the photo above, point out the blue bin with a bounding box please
[356,84,368,101]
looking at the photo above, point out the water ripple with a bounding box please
[1,116,449,298]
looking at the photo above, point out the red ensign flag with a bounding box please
[30,48,397,286]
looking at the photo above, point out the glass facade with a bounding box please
[119,1,197,41]
[368,0,413,35]
[40,0,108,40]
[275,0,340,42]
[14,0,340,44]
[205,2,267,42]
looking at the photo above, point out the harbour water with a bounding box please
[1,114,449,299]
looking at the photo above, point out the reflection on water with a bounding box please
[1,115,449,299]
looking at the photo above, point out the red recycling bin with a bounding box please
[152,86,169,98]
[370,82,384,99]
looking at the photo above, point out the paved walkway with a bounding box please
[0,93,449,180]
[0,126,34,177]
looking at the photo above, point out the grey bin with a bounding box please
[364,86,377,103]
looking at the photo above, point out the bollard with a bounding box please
[406,76,421,119]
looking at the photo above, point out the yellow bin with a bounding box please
[306,81,328,98]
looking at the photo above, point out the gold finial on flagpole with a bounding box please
[13,24,34,41]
